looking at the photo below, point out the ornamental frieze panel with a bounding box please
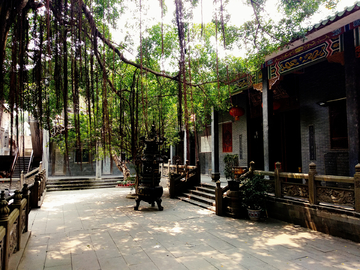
[231,71,262,93]
[266,32,342,67]
[356,46,360,58]
[317,188,354,206]
[231,76,252,92]
[282,184,309,198]
[269,37,340,78]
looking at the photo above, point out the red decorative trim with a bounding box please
[222,123,232,153]
[356,46,360,58]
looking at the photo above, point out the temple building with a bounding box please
[200,2,360,178]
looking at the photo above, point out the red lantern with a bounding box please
[261,101,281,111]
[229,107,244,121]
[273,101,281,111]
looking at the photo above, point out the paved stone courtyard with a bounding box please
[18,185,360,270]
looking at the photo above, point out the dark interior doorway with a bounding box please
[248,117,264,170]
[272,110,302,172]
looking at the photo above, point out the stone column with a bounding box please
[344,30,360,176]
[42,129,49,179]
[262,67,273,171]
[211,106,220,181]
[95,143,102,179]
[170,145,175,164]
[184,129,187,165]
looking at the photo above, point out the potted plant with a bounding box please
[223,154,239,181]
[223,154,244,217]
[240,174,268,221]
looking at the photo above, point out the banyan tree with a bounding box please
[0,0,342,173]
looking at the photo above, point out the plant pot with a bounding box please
[247,208,261,221]
[225,180,243,218]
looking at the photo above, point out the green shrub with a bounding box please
[240,175,267,210]
[223,154,239,180]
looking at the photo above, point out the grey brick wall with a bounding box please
[198,98,248,177]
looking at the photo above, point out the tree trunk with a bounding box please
[112,154,130,181]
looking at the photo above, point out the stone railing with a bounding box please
[160,159,198,178]
[0,188,29,270]
[254,162,360,212]
[18,162,47,209]
[0,164,47,269]
[161,160,200,198]
[216,161,360,215]
[215,161,360,242]
[215,162,254,217]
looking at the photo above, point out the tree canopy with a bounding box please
[0,0,344,164]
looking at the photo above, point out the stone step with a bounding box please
[199,183,217,190]
[176,181,218,212]
[187,189,215,200]
[181,192,216,207]
[177,195,215,212]
[46,178,123,192]
[193,186,216,195]
[47,178,121,184]
[47,185,121,191]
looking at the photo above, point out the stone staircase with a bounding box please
[177,183,216,212]
[12,157,31,178]
[46,177,123,191]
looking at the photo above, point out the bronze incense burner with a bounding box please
[134,124,165,211]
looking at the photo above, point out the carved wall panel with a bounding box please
[9,220,18,256]
[282,185,309,198]
[317,188,354,206]
[21,210,26,233]
[0,237,3,269]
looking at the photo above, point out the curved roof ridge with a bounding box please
[306,1,360,34]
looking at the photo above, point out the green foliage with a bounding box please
[240,174,268,210]
[223,154,238,180]
[0,0,344,165]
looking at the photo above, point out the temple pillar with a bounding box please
[262,67,273,171]
[211,106,220,181]
[344,30,360,176]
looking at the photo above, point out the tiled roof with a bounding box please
[306,1,360,34]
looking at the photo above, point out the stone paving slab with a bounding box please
[18,185,360,270]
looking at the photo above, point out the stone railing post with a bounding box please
[31,174,40,208]
[185,160,189,181]
[169,174,176,199]
[195,160,201,186]
[354,164,360,212]
[215,181,223,216]
[308,162,317,205]
[168,159,171,177]
[43,169,47,194]
[0,191,11,270]
[20,171,24,189]
[274,162,282,197]
[22,184,29,232]
[13,190,23,252]
[249,161,255,177]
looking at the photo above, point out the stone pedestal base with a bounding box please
[134,185,163,211]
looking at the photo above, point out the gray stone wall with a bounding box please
[198,97,248,177]
[48,143,125,177]
[218,109,248,176]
